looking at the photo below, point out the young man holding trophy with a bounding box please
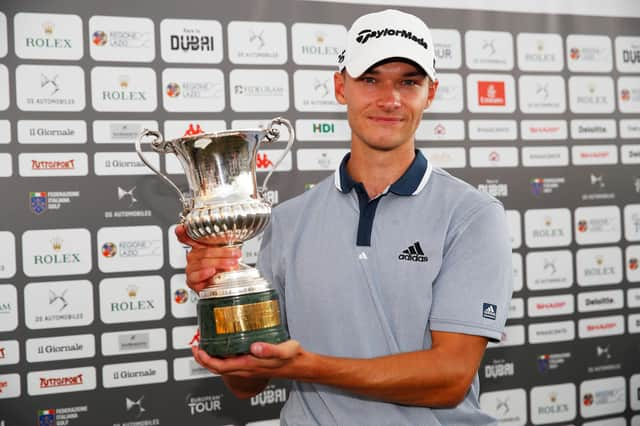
[175,9,513,425]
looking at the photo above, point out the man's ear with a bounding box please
[424,79,439,110]
[334,71,347,105]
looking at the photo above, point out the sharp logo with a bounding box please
[398,242,428,262]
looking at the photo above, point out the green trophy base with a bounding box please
[198,289,289,357]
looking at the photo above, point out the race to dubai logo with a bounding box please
[30,191,48,215]
[478,81,506,106]
[160,19,222,64]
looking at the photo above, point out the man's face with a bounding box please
[334,61,438,152]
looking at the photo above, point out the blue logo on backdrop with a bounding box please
[483,303,497,320]
[30,192,48,215]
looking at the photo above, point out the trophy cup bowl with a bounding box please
[135,118,294,357]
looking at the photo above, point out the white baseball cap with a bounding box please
[338,9,437,81]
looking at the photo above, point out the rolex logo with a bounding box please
[316,33,325,44]
[544,217,552,227]
[595,255,604,266]
[119,76,129,89]
[549,392,557,403]
[537,40,544,52]
[42,21,55,35]
[127,285,138,298]
[51,237,63,251]
[588,82,596,94]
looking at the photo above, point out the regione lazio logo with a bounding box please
[97,225,163,273]
[580,376,625,418]
[160,18,223,63]
[14,13,83,60]
[574,205,621,245]
[567,34,613,72]
[16,64,85,112]
[618,76,640,113]
[170,274,197,319]
[91,67,157,112]
[467,74,515,113]
[465,30,514,70]
[89,16,155,62]
[292,23,346,66]
[162,68,224,112]
[228,21,287,64]
[24,280,93,330]
[99,276,165,324]
[524,208,572,248]
[21,228,92,277]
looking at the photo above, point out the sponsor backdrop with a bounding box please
[0,0,639,425]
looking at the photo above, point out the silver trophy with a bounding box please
[135,117,294,356]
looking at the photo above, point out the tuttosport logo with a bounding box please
[355,28,429,50]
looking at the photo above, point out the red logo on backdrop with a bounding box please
[0,347,5,359]
[0,380,8,393]
[40,374,84,388]
[570,47,580,60]
[478,81,506,106]
[256,153,274,169]
[434,123,446,135]
[621,89,631,102]
[184,123,204,136]
[630,257,638,270]
[578,220,588,232]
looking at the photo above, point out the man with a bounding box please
[177,9,513,425]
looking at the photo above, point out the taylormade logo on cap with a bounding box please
[355,28,429,50]
[338,9,437,80]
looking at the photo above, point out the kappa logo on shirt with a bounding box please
[483,303,497,320]
[398,241,429,262]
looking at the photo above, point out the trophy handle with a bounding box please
[260,117,295,195]
[135,129,189,211]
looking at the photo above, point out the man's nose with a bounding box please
[376,83,401,109]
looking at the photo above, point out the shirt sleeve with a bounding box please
[256,212,288,333]
[429,201,513,342]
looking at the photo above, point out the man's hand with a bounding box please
[175,224,242,293]
[192,340,303,379]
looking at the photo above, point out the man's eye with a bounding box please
[362,77,376,84]
[401,80,418,86]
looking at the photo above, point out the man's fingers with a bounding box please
[187,246,243,260]
[251,340,300,359]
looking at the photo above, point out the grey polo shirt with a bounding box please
[257,150,513,426]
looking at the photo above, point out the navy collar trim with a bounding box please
[334,150,431,196]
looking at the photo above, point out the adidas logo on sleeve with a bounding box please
[398,241,429,262]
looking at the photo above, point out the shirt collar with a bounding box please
[333,149,432,196]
